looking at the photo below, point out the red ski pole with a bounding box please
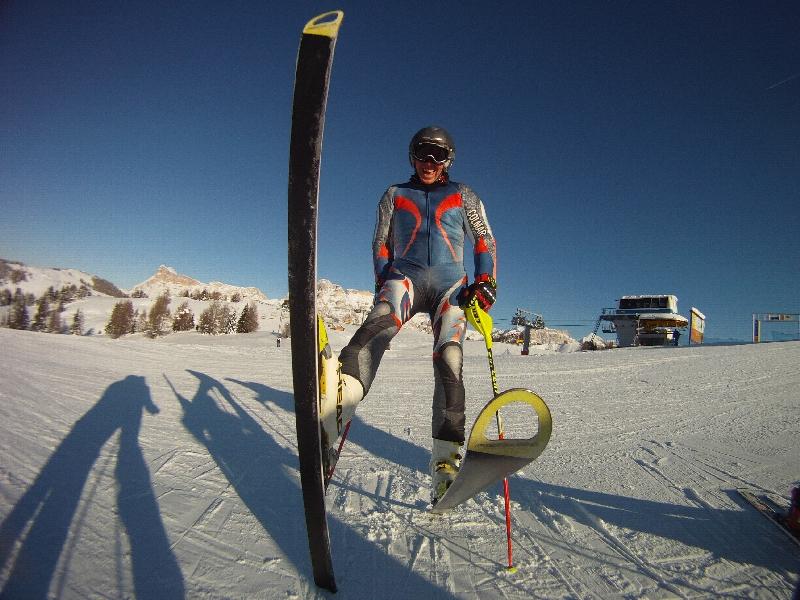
[325,420,351,484]
[466,301,516,572]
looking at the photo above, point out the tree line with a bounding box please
[2,285,89,334]
[104,293,260,339]
[1,286,260,338]
[130,288,245,303]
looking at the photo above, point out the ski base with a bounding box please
[736,488,800,548]
[431,389,552,513]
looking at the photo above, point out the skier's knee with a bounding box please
[432,342,465,443]
[339,309,399,394]
[433,342,463,381]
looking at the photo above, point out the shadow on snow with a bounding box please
[508,478,798,588]
[175,371,457,598]
[0,375,184,599]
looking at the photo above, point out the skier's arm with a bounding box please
[372,189,394,289]
[460,186,496,284]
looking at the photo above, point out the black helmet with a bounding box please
[408,126,455,170]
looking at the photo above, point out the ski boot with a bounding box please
[430,438,463,506]
[318,318,363,477]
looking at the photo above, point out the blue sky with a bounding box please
[2,1,798,342]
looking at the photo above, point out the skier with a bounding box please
[320,126,497,503]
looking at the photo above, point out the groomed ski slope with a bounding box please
[0,327,797,598]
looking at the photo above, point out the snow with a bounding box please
[0,260,105,299]
[1,327,798,598]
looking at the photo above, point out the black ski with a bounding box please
[287,10,343,593]
[736,489,800,548]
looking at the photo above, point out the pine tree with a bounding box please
[236,303,260,333]
[9,297,30,330]
[146,292,171,338]
[224,306,237,334]
[197,301,221,334]
[197,301,233,335]
[105,300,135,338]
[31,296,50,332]
[136,309,148,333]
[48,308,64,334]
[71,309,84,335]
[236,304,250,333]
[59,284,78,304]
[172,301,195,332]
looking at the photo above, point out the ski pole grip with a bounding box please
[466,302,493,350]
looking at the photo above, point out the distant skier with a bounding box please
[319,126,497,503]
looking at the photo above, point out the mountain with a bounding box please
[0,258,126,298]
[129,265,269,303]
[0,258,577,346]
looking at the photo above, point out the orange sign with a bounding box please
[690,307,705,344]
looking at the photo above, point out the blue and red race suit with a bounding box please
[339,175,496,443]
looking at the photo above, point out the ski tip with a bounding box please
[303,11,344,38]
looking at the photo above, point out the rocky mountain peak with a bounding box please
[149,265,201,287]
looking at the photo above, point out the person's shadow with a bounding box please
[174,370,458,597]
[508,479,800,576]
[0,375,184,599]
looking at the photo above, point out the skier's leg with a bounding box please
[431,278,468,444]
[338,272,412,397]
[430,278,468,502]
[321,272,412,447]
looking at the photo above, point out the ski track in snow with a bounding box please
[0,328,798,599]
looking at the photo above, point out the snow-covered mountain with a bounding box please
[0,259,578,346]
[316,278,430,331]
[129,265,269,303]
[0,258,126,298]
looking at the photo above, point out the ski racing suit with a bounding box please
[339,175,497,444]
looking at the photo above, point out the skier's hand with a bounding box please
[459,276,497,311]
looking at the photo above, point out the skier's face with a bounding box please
[414,158,445,185]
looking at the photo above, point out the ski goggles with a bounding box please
[412,142,450,164]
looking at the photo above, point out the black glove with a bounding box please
[459,277,497,311]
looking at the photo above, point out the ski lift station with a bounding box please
[596,295,693,347]
[511,308,545,355]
